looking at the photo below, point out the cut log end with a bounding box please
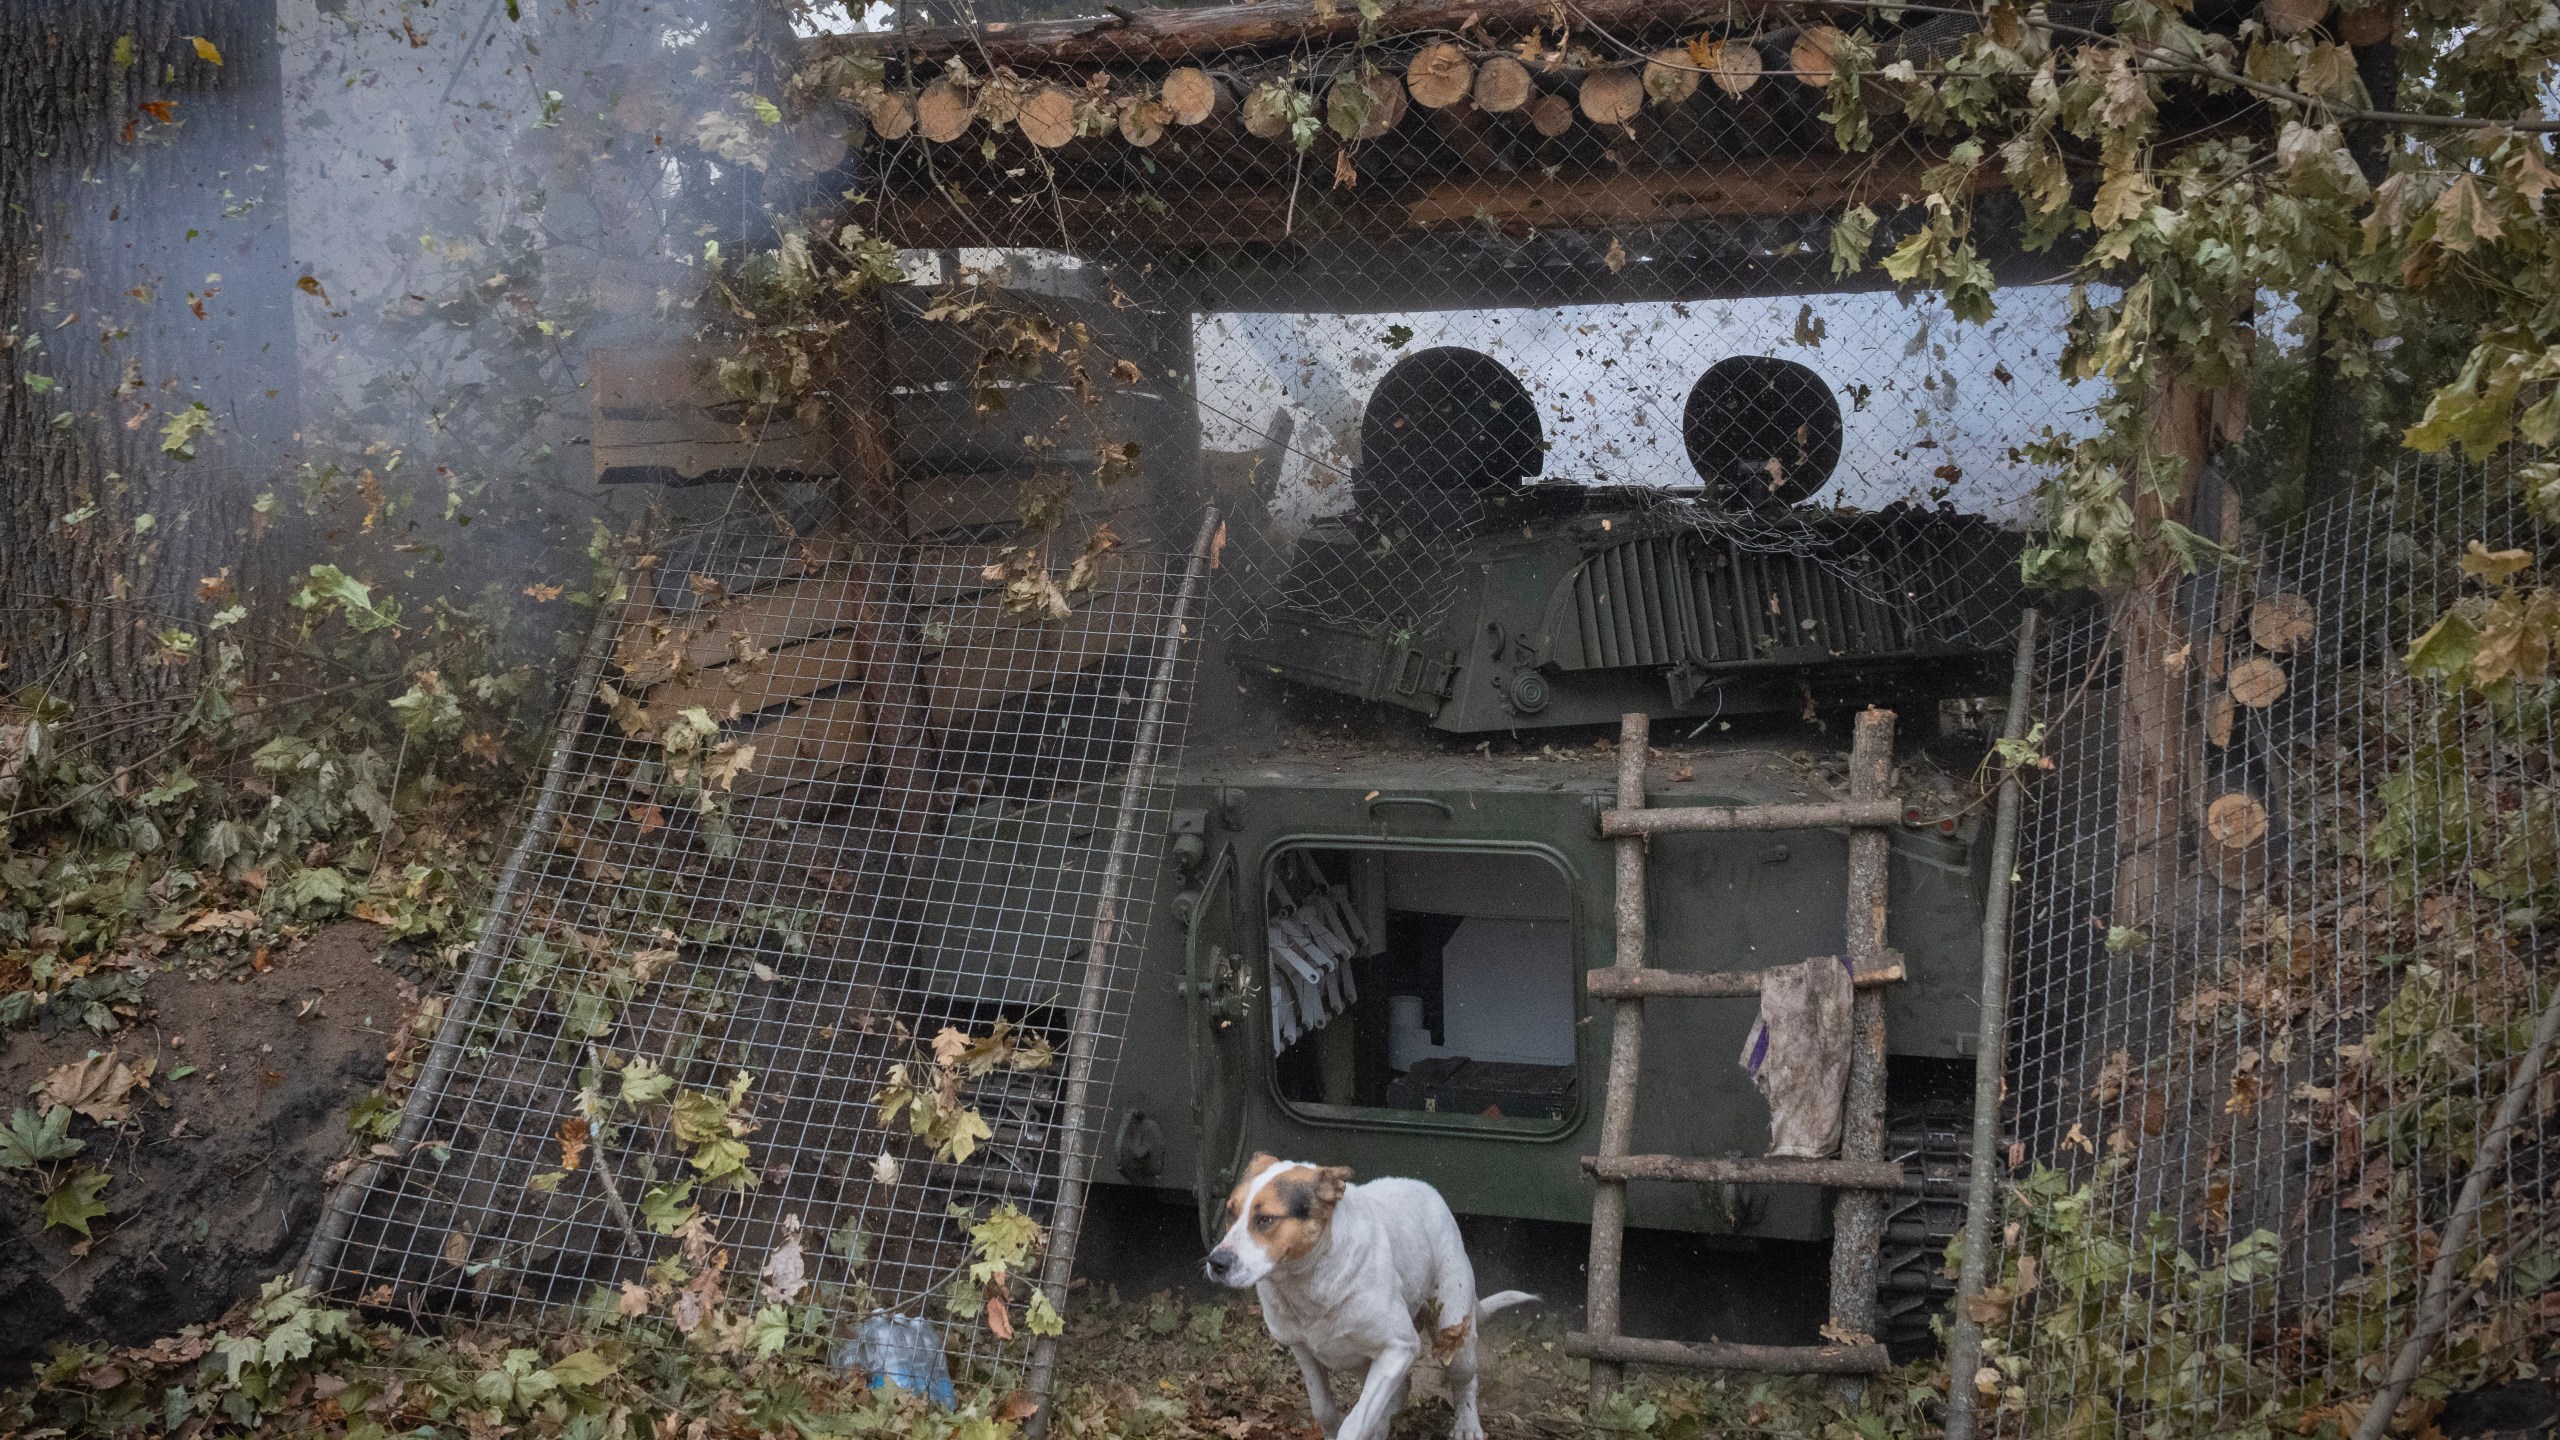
[1473,54,1533,113]
[1242,83,1297,139]
[2228,655,2289,709]
[1327,69,1407,139]
[1161,66,1229,125]
[1643,48,1701,106]
[2248,593,2316,654]
[1528,90,1575,137]
[1697,37,1763,97]
[1790,25,1843,88]
[1019,86,1079,148]
[2206,792,2270,851]
[868,91,917,141]
[1579,68,1644,126]
[1407,42,1476,109]
[2207,693,2237,749]
[1119,96,1168,146]
[917,78,974,143]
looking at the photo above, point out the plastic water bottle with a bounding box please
[834,1313,957,1408]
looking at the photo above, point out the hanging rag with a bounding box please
[1737,955,1856,1158]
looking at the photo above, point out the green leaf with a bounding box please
[112,35,134,67]
[284,866,351,916]
[137,768,199,807]
[159,402,216,460]
[750,95,782,126]
[618,1059,675,1106]
[0,1104,83,1171]
[687,1133,753,1185]
[639,1181,697,1234]
[290,564,402,633]
[1994,722,2048,772]
[2405,612,2483,683]
[1828,204,1877,276]
[43,1165,111,1236]
[543,1347,617,1389]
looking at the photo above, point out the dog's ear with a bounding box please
[1244,1152,1281,1179]
[1313,1165,1353,1208]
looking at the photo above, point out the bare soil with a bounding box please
[0,920,409,1378]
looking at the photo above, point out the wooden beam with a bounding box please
[1562,1333,1893,1376]
[872,152,1968,250]
[1406,147,1965,228]
[1582,1154,1917,1191]
[821,0,1805,66]
[1585,960,1904,997]
[1598,799,1904,838]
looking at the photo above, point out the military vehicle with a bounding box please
[588,256,2031,1356]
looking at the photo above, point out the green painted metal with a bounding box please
[1099,744,1990,1244]
[1228,507,2020,734]
[1182,843,1251,1247]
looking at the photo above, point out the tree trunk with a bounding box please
[2111,374,2235,933]
[0,1,295,760]
[2300,30,2399,512]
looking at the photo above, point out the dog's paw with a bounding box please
[1450,1420,1486,1440]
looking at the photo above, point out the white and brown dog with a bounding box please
[1204,1155,1534,1440]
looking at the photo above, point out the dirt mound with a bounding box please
[0,921,408,1379]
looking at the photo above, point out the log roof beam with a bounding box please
[817,0,1815,68]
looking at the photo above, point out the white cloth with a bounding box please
[1737,955,1855,1158]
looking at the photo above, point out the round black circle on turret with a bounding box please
[1356,346,1544,527]
[1682,355,1843,507]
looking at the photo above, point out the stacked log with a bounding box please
[1405,43,1474,108]
[1473,55,1533,113]
[1162,66,1232,123]
[836,19,1857,157]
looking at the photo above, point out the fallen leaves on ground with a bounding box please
[37,1051,151,1126]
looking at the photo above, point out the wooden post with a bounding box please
[821,294,939,883]
[1942,612,2040,1440]
[1825,708,1895,1377]
[1585,712,1650,1404]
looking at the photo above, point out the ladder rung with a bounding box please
[1583,1154,1916,1191]
[1562,1331,1892,1376]
[1598,799,1905,838]
[1586,960,1905,998]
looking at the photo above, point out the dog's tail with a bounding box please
[1476,1290,1539,1318]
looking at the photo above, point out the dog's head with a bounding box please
[1204,1153,1352,1288]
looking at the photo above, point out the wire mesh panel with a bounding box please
[313,520,1207,1390]
[1985,459,2559,1434]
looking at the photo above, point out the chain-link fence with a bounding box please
[1985,458,2560,1436]
[790,16,2083,731]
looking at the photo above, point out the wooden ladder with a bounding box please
[1569,708,1910,1396]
